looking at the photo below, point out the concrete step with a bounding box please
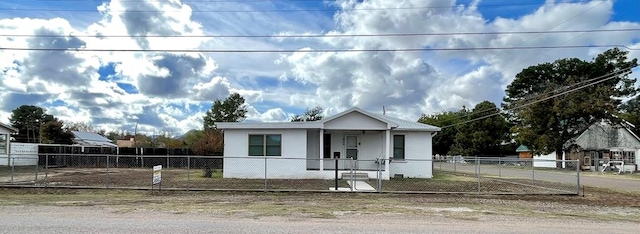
[341,172,369,181]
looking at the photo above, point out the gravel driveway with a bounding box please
[437,162,640,193]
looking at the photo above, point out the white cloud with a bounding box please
[277,0,640,119]
[1,0,639,135]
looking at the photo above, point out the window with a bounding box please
[0,134,6,154]
[248,134,281,156]
[393,135,405,160]
[323,134,331,159]
[623,151,635,164]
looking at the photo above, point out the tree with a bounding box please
[291,106,324,122]
[418,108,467,155]
[621,95,640,135]
[65,121,105,134]
[40,120,74,144]
[503,48,638,165]
[449,101,511,156]
[183,129,204,149]
[105,130,129,144]
[191,130,224,155]
[203,93,248,129]
[9,105,55,143]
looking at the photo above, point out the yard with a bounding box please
[1,166,578,194]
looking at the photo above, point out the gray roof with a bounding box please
[370,111,441,131]
[72,131,116,147]
[216,107,441,132]
[0,122,18,133]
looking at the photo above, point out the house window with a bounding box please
[248,134,281,156]
[0,134,6,154]
[393,135,405,160]
[623,151,635,164]
[323,134,331,159]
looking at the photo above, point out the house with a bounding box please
[71,131,117,148]
[565,121,640,172]
[0,122,18,165]
[216,107,441,180]
[529,121,640,172]
[117,138,135,148]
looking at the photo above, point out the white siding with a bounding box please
[306,129,320,169]
[534,152,558,168]
[324,112,387,130]
[358,131,386,170]
[1,143,39,166]
[389,131,433,178]
[223,129,308,179]
[0,128,10,134]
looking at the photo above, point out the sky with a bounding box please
[0,0,639,136]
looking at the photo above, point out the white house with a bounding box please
[216,107,441,180]
[0,122,18,165]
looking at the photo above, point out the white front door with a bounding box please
[345,135,358,160]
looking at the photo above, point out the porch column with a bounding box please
[385,129,390,173]
[319,129,324,171]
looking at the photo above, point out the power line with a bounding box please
[37,0,334,2]
[1,0,609,13]
[0,45,634,53]
[3,28,638,39]
[432,0,611,126]
[441,69,633,129]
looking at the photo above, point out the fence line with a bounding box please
[0,154,580,195]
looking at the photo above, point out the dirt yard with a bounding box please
[13,167,577,194]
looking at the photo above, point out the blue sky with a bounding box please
[1,0,639,136]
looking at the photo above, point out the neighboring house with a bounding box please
[0,123,18,165]
[117,138,135,148]
[216,107,441,180]
[528,121,640,172]
[72,131,117,147]
[565,121,640,172]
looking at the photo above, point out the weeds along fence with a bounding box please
[0,154,580,195]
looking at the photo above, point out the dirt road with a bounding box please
[437,163,640,192]
[0,205,638,234]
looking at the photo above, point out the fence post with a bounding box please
[106,155,110,189]
[44,154,49,188]
[454,158,457,173]
[334,158,338,191]
[576,159,581,195]
[531,158,535,185]
[377,160,382,192]
[187,155,191,191]
[498,157,501,178]
[476,157,481,194]
[350,159,354,192]
[10,158,14,184]
[35,157,39,183]
[264,157,268,192]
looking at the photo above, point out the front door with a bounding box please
[345,135,358,158]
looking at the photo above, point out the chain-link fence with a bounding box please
[0,154,580,195]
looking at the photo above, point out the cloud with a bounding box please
[276,0,640,121]
[191,76,231,101]
[2,0,640,135]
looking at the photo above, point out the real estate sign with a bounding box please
[152,165,162,185]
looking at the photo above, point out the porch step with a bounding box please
[341,172,369,181]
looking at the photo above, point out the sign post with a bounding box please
[152,165,162,192]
